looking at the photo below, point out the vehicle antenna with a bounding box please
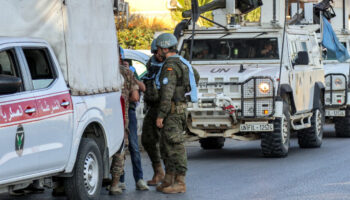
[189,0,199,63]
[278,0,288,96]
[342,0,346,32]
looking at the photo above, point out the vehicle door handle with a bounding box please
[25,108,36,114]
[61,101,70,107]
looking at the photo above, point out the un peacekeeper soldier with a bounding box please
[155,33,199,194]
[141,39,166,186]
[109,47,140,195]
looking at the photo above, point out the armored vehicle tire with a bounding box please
[200,137,225,149]
[64,138,103,200]
[297,100,324,148]
[261,98,291,158]
[334,110,350,137]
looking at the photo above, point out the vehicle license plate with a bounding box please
[240,123,274,132]
[325,109,346,117]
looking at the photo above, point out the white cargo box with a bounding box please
[0,0,122,95]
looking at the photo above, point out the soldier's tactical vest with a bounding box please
[168,58,191,103]
[143,56,164,106]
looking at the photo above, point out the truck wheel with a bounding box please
[261,98,291,157]
[199,137,225,149]
[334,109,350,137]
[64,138,103,200]
[298,100,324,148]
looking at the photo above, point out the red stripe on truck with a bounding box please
[0,92,73,127]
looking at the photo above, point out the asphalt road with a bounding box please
[2,124,350,200]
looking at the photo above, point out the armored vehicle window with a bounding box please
[23,48,56,90]
[301,42,308,52]
[180,38,279,61]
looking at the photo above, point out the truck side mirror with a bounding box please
[0,75,22,95]
[294,51,309,65]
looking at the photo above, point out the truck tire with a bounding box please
[64,138,103,200]
[298,99,324,148]
[334,109,350,137]
[261,98,291,158]
[199,137,225,149]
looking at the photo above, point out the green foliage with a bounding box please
[118,27,154,50]
[117,15,170,50]
[128,15,170,31]
[171,0,213,27]
[244,7,261,22]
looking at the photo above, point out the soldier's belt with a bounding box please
[171,102,187,114]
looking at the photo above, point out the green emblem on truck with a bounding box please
[15,125,24,156]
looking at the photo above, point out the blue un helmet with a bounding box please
[156,33,178,49]
[151,39,158,54]
[119,46,125,60]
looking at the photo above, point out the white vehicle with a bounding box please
[0,1,124,199]
[322,33,350,136]
[177,0,325,157]
[319,1,350,137]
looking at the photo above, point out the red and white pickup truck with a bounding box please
[0,1,125,200]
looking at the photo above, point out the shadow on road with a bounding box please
[187,142,305,161]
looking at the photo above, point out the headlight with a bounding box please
[334,78,343,86]
[259,82,270,94]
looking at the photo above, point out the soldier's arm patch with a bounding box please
[162,77,169,85]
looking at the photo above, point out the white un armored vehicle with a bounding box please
[318,0,350,137]
[324,32,350,137]
[176,0,326,157]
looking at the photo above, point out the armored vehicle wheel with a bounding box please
[261,98,291,158]
[200,137,225,149]
[334,109,350,137]
[64,138,103,200]
[298,99,324,148]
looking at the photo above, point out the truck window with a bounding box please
[131,60,147,79]
[180,38,279,61]
[125,59,148,80]
[23,48,56,90]
[0,50,19,77]
[290,41,298,62]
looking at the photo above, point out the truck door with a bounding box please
[19,46,73,172]
[0,47,42,183]
[289,36,306,113]
[303,35,324,111]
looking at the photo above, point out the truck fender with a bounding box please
[278,84,296,114]
[64,109,108,174]
[313,82,325,110]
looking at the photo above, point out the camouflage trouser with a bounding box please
[141,106,162,164]
[110,150,125,178]
[160,112,187,175]
[110,126,128,178]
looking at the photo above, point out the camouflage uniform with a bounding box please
[111,65,139,178]
[158,56,194,175]
[141,56,162,164]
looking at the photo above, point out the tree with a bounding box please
[171,0,261,26]
[171,0,214,27]
[244,7,261,22]
[116,14,170,50]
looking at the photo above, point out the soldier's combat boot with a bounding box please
[162,174,186,194]
[109,176,122,195]
[156,173,174,192]
[147,163,165,186]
